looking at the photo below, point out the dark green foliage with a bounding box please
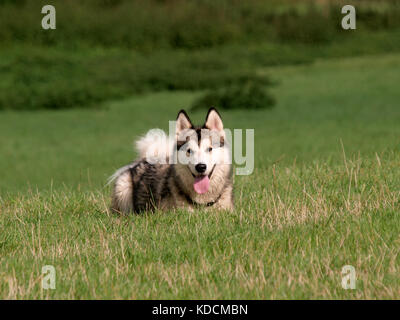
[1,1,400,110]
[0,47,275,110]
[191,81,275,111]
[273,7,336,44]
[1,1,400,50]
[3,26,400,110]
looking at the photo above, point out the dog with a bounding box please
[109,107,234,213]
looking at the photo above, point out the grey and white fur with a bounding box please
[109,108,234,213]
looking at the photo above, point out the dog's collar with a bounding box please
[178,164,221,207]
[183,191,222,207]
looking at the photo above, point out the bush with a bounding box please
[1,1,399,50]
[273,6,336,44]
[1,1,400,111]
[191,81,275,111]
[0,47,275,110]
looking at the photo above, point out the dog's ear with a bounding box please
[176,109,192,135]
[204,107,223,132]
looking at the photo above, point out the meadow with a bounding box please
[1,53,399,299]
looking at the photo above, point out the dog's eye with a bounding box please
[186,148,192,156]
[207,147,213,152]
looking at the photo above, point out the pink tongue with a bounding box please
[193,175,210,194]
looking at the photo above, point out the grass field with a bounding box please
[1,53,399,299]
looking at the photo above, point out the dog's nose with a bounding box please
[195,163,207,174]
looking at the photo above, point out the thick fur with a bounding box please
[110,108,234,214]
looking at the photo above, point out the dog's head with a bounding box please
[174,107,231,195]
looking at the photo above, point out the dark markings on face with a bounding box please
[176,133,192,150]
[176,125,224,150]
[195,127,202,146]
[218,136,225,147]
[177,139,188,150]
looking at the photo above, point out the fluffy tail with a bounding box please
[135,129,173,164]
[107,129,173,186]
[106,163,134,186]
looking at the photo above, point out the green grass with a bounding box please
[1,54,399,299]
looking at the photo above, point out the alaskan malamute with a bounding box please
[110,107,233,213]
